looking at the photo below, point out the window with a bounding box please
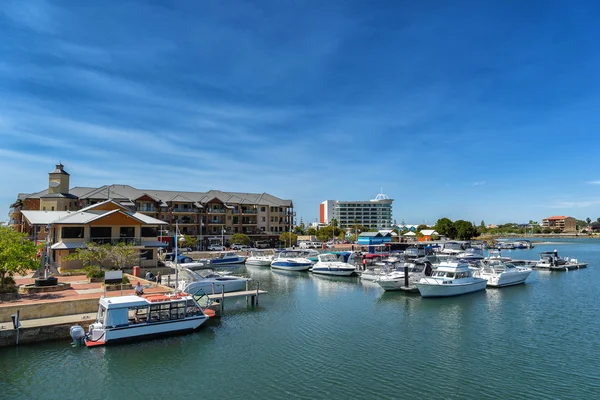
[262,217,266,222]
[91,226,111,239]
[62,227,84,239]
[51,206,55,211]
[141,227,157,237]
[261,207,266,212]
[120,227,135,238]
[64,206,68,211]
[42,207,46,211]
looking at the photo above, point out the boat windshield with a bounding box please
[319,254,339,262]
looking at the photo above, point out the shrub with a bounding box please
[122,276,130,284]
[85,266,104,279]
[3,276,15,285]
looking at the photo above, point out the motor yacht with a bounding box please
[310,253,357,276]
[245,250,274,266]
[473,259,532,287]
[270,250,314,271]
[416,261,487,298]
[177,267,251,294]
[456,247,484,261]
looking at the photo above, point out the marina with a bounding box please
[1,239,598,399]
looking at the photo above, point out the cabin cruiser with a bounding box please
[245,250,274,266]
[310,253,357,276]
[485,250,512,262]
[207,251,246,266]
[534,250,588,270]
[177,267,251,294]
[439,241,470,255]
[271,250,314,271]
[416,261,487,297]
[166,255,210,270]
[72,292,213,347]
[456,247,484,261]
[473,259,532,287]
[376,261,433,291]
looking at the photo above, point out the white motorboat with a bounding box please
[473,260,533,287]
[166,255,210,270]
[245,250,273,267]
[485,250,512,262]
[73,292,213,347]
[456,247,484,261]
[207,251,246,266]
[376,261,433,291]
[416,261,487,298]
[271,250,314,271]
[534,250,588,270]
[177,267,251,294]
[310,253,357,276]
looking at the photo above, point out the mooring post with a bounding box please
[221,290,225,313]
[404,264,409,287]
[256,281,260,306]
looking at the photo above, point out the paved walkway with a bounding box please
[0,273,172,308]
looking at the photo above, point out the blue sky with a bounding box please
[2,0,600,226]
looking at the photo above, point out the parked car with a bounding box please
[232,244,251,250]
[208,244,225,251]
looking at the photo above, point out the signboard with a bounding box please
[105,270,123,285]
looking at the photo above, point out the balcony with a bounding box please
[90,237,142,246]
[172,207,196,213]
[137,206,157,212]
[207,208,225,214]
[242,209,257,214]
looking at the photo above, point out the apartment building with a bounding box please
[9,164,294,249]
[320,193,393,230]
[542,216,577,232]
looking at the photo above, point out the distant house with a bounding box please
[418,229,438,242]
[589,223,600,233]
[542,216,576,232]
[357,231,392,246]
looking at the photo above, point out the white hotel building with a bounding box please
[320,194,393,230]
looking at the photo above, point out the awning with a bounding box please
[50,242,87,250]
[143,241,169,248]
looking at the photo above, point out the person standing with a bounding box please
[156,271,162,285]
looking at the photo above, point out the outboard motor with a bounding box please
[70,325,86,346]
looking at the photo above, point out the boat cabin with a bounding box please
[430,261,474,281]
[96,294,204,329]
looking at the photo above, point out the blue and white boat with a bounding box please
[270,250,314,271]
[310,253,357,276]
[208,251,246,266]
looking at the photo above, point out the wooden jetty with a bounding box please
[533,263,587,271]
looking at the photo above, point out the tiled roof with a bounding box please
[19,184,292,207]
[544,216,571,220]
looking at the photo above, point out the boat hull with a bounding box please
[483,270,532,287]
[209,258,246,266]
[416,279,487,298]
[271,261,312,271]
[183,279,249,294]
[86,316,209,346]
[311,267,355,276]
[246,259,272,266]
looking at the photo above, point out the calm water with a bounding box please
[2,239,600,399]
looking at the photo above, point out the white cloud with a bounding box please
[472,181,486,186]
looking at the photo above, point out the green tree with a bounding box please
[180,234,198,249]
[435,218,456,239]
[279,232,298,247]
[586,217,591,225]
[0,226,38,288]
[454,220,479,240]
[416,224,428,232]
[230,233,251,246]
[67,242,110,268]
[107,242,139,269]
[307,227,317,236]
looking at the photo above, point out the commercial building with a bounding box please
[320,193,393,230]
[542,216,577,232]
[9,164,294,251]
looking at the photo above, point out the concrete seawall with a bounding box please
[0,298,99,323]
[0,314,95,347]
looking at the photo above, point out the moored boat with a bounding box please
[473,259,533,287]
[177,267,250,294]
[416,261,487,297]
[376,261,433,291]
[310,253,357,276]
[245,250,274,266]
[208,251,246,266]
[534,250,587,270]
[72,292,213,347]
[271,250,314,271]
